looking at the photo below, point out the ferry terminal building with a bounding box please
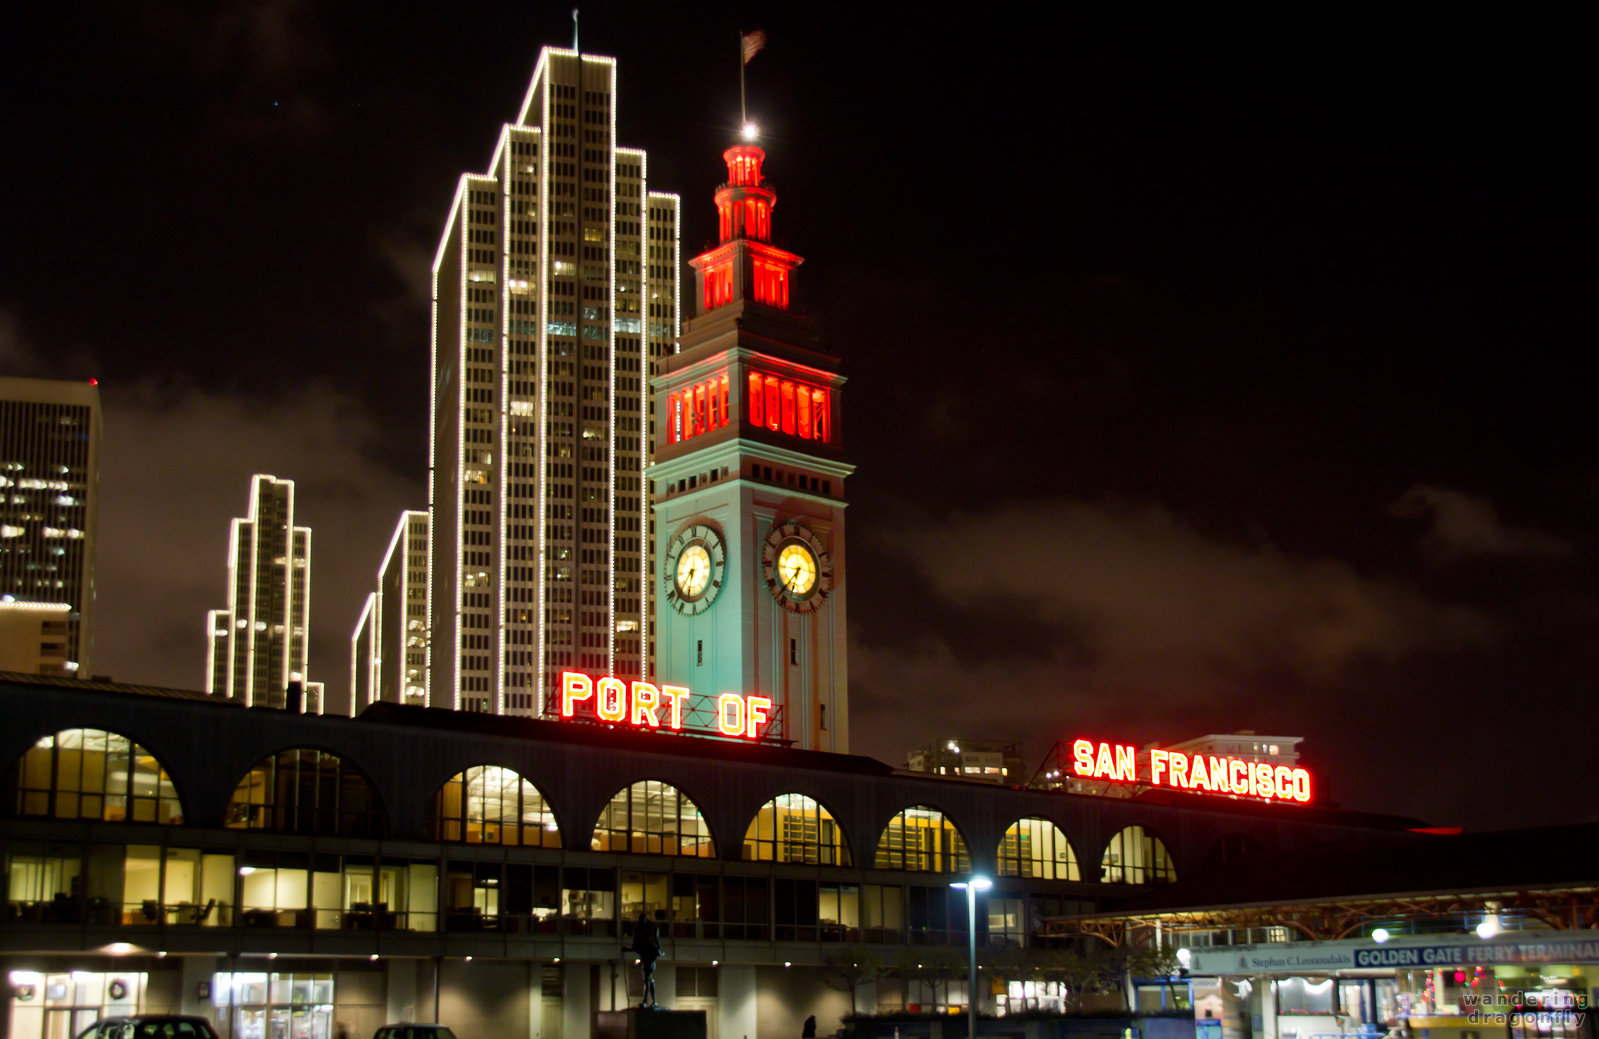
[2,671,1449,1039]
[8,44,1596,1039]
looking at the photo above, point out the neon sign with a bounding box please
[559,672,773,740]
[1071,738,1313,804]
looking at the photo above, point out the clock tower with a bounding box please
[651,141,852,752]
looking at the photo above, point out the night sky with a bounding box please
[4,5,1591,830]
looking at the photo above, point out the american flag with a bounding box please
[741,30,767,65]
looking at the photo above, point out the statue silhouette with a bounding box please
[628,911,664,1008]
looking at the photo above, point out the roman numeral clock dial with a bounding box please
[762,521,833,613]
[664,523,726,616]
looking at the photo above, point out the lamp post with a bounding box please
[951,875,991,1039]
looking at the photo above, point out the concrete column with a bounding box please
[655,962,678,1009]
[561,963,590,1039]
[386,959,419,1024]
[528,961,544,1039]
[179,956,216,1017]
[720,964,758,1039]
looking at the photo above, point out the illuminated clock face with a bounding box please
[676,544,712,598]
[762,520,832,613]
[665,523,725,616]
[776,543,817,595]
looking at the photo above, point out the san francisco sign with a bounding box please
[1071,738,1313,803]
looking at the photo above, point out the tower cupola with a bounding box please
[691,144,802,313]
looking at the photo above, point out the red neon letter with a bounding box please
[560,672,592,717]
[1189,754,1212,792]
[746,696,772,738]
[1229,759,1248,794]
[596,677,626,723]
[1072,739,1095,776]
[630,681,661,727]
[1252,762,1272,798]
[661,685,690,729]
[1169,752,1190,789]
[1274,766,1293,801]
[1291,768,1312,802]
[1093,742,1116,779]
[1115,744,1136,782]
[717,693,745,737]
[1150,749,1169,787]
[1208,756,1228,793]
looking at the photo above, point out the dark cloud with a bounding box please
[95,380,422,696]
[1389,484,1571,561]
[848,498,1496,779]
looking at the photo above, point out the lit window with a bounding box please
[873,805,970,873]
[997,818,1080,881]
[743,793,851,865]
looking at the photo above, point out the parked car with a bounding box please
[372,1026,459,1039]
[75,1017,221,1039]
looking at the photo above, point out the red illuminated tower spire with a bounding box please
[692,145,802,312]
[651,138,853,753]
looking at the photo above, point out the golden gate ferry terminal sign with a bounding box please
[1072,738,1313,803]
[560,672,773,740]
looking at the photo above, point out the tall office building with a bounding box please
[351,510,429,713]
[206,474,321,712]
[428,47,679,715]
[0,376,101,676]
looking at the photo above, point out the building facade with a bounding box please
[651,143,852,753]
[0,674,1428,1039]
[205,475,318,712]
[905,740,1024,785]
[0,377,101,677]
[0,602,73,676]
[352,511,430,714]
[427,47,680,718]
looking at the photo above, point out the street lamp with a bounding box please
[951,875,992,1039]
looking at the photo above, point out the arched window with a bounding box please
[226,749,385,837]
[743,793,851,865]
[998,817,1080,880]
[1100,825,1177,885]
[430,765,560,846]
[592,779,714,857]
[9,729,183,824]
[874,805,970,873]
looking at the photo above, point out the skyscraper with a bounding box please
[428,47,679,715]
[206,474,320,712]
[0,376,101,676]
[351,510,429,713]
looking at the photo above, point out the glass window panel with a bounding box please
[998,818,1080,881]
[592,780,714,858]
[742,793,852,866]
[428,765,560,847]
[1099,825,1177,885]
[225,748,384,836]
[9,729,183,824]
[873,806,971,873]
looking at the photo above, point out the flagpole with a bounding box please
[739,30,747,125]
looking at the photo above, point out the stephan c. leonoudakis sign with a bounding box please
[1072,738,1312,803]
[560,672,772,740]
